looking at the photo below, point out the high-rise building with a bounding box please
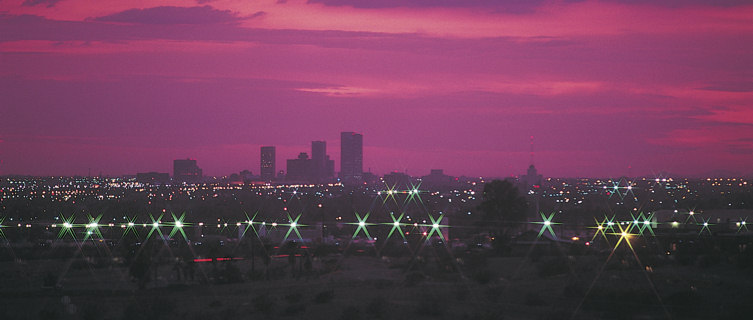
[173,159,202,183]
[286,152,311,181]
[260,146,276,181]
[340,132,363,183]
[311,141,326,182]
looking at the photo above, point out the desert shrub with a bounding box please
[472,269,492,284]
[313,289,334,304]
[524,292,546,306]
[122,297,176,320]
[537,257,569,277]
[415,297,445,317]
[253,294,276,315]
[404,271,425,286]
[339,305,360,320]
[366,296,388,319]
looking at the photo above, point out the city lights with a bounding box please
[536,212,559,239]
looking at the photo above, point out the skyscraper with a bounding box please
[340,132,363,183]
[173,159,202,183]
[286,152,310,181]
[260,146,276,181]
[311,141,327,182]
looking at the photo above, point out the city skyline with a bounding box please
[1,1,752,178]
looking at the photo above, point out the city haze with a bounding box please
[1,0,752,177]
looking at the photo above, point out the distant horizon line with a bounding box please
[1,172,751,180]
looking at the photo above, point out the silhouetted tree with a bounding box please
[478,180,528,232]
[128,241,153,289]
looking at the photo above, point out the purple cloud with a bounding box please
[699,81,753,93]
[308,0,753,10]
[21,0,64,8]
[93,6,254,25]
[306,0,555,13]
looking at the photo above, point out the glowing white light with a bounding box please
[290,222,297,228]
[394,221,400,226]
[743,221,747,225]
[358,221,365,227]
[272,222,277,227]
[153,222,159,228]
[607,222,614,226]
[703,222,708,226]
[689,211,695,215]
[128,222,135,227]
[644,220,650,225]
[63,222,72,228]
[627,186,632,190]
[621,232,627,237]
[544,221,551,226]
[432,223,439,229]
[176,221,183,228]
[634,220,639,224]
[597,225,603,230]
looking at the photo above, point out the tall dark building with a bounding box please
[260,146,276,181]
[286,152,311,181]
[311,141,326,182]
[340,132,363,183]
[173,159,202,183]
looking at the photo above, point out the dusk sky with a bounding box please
[1,0,752,178]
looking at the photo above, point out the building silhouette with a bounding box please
[286,152,310,182]
[522,164,543,191]
[260,146,276,181]
[312,141,327,182]
[285,141,335,183]
[136,172,169,185]
[340,132,363,183]
[173,159,202,183]
[422,169,455,187]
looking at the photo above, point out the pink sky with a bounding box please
[1,0,752,177]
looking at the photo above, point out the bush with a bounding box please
[472,269,492,284]
[313,289,334,304]
[415,297,445,317]
[537,257,569,277]
[339,306,360,320]
[284,292,303,304]
[122,297,176,320]
[524,292,546,306]
[253,294,276,315]
[366,296,388,319]
[404,272,425,287]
